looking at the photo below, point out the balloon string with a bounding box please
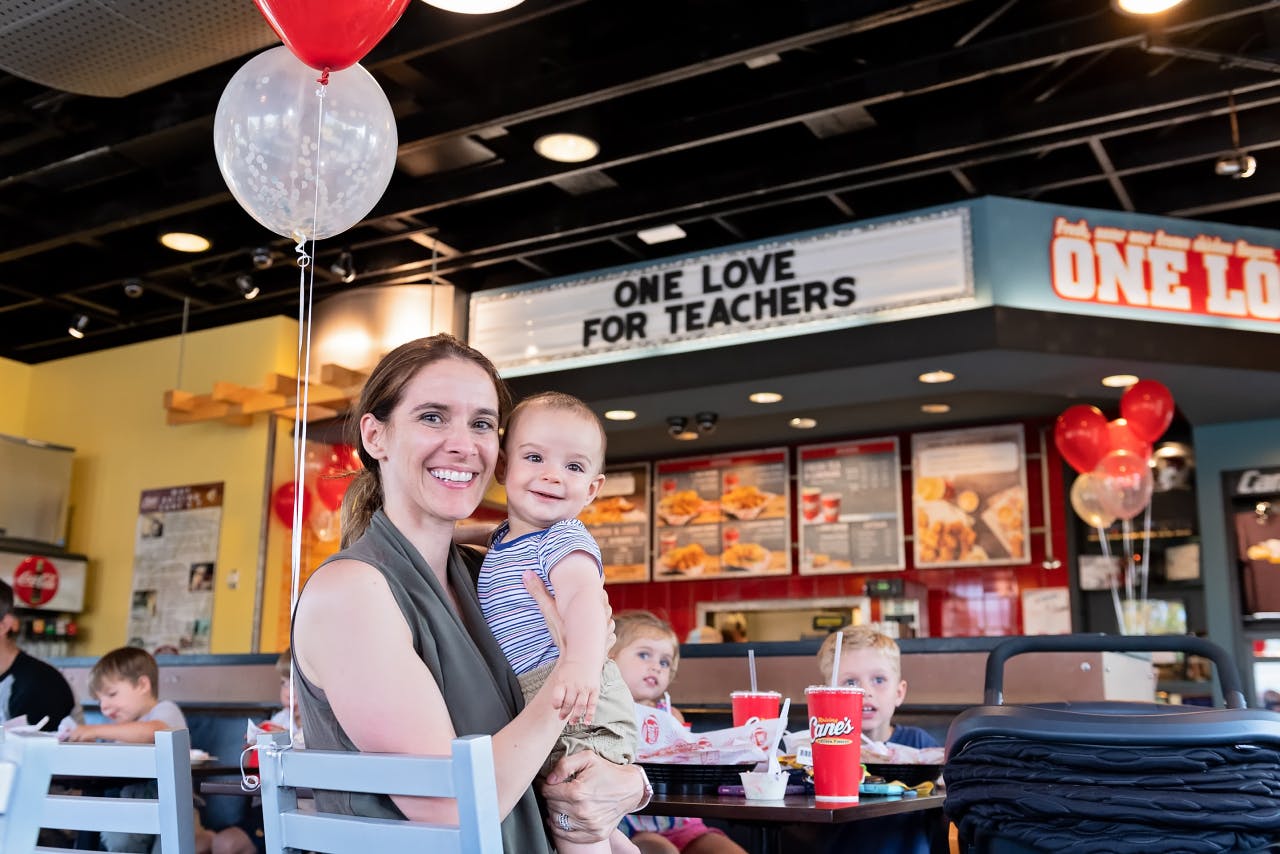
[1121,517,1136,634]
[286,81,326,750]
[1098,524,1125,636]
[1140,498,1153,608]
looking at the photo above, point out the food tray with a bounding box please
[863,762,941,787]
[638,762,756,795]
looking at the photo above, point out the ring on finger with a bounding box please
[555,812,574,832]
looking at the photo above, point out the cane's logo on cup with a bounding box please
[642,715,659,744]
[810,715,855,741]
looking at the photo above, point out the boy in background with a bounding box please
[816,626,938,749]
[478,391,637,854]
[65,646,189,853]
[610,611,746,854]
[814,627,940,854]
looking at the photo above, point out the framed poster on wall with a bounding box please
[653,448,791,581]
[579,464,651,584]
[911,424,1030,567]
[797,437,904,574]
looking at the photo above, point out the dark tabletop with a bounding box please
[640,792,945,824]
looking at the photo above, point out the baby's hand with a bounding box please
[550,657,600,724]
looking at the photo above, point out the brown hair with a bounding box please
[816,626,902,684]
[0,580,13,638]
[610,610,680,677]
[340,334,512,547]
[275,647,292,679]
[90,646,160,699]
[504,391,607,473]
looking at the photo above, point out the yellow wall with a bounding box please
[0,356,33,436]
[23,317,299,655]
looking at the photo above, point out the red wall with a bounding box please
[606,419,1071,641]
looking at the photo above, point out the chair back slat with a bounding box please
[258,733,503,854]
[273,749,458,796]
[1,733,57,853]
[37,728,195,854]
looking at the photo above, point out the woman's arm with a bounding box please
[541,755,651,842]
[293,558,568,825]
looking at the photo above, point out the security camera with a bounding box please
[251,247,274,269]
[122,279,144,298]
[666,416,688,437]
[695,411,718,434]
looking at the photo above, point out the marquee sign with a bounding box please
[470,209,973,374]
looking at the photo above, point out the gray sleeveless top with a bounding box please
[293,509,554,853]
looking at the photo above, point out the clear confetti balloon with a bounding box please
[213,47,398,241]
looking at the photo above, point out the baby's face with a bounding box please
[499,406,604,536]
[831,648,906,743]
[613,633,677,704]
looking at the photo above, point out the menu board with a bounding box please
[653,448,791,581]
[797,437,905,574]
[911,424,1030,567]
[578,464,651,584]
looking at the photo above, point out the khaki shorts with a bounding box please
[518,658,637,777]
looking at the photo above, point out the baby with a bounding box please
[478,392,637,854]
[611,611,747,854]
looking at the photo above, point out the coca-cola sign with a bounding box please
[13,555,59,607]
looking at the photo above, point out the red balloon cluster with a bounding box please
[1054,379,1175,525]
[273,443,364,531]
[253,0,410,73]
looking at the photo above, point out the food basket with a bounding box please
[638,762,756,795]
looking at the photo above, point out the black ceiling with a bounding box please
[4,0,1280,368]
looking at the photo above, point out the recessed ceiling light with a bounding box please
[673,430,700,441]
[748,392,783,404]
[1101,374,1140,388]
[789,417,817,429]
[159,231,210,253]
[424,0,525,13]
[637,224,687,245]
[533,132,599,163]
[604,409,636,421]
[921,404,951,414]
[1112,0,1187,14]
[917,370,955,384]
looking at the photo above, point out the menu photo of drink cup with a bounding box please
[911,424,1030,567]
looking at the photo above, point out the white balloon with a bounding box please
[213,47,398,241]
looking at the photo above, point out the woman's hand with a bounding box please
[522,570,615,652]
[540,752,647,842]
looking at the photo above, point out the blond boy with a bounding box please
[816,626,936,748]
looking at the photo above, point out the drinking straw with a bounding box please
[748,649,758,692]
[663,691,671,713]
[830,631,844,688]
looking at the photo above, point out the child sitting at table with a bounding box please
[610,611,748,854]
[64,646,190,853]
[813,626,941,854]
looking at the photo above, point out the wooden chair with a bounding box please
[36,728,196,854]
[1,732,57,853]
[256,732,503,854]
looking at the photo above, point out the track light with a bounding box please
[329,250,356,284]
[68,314,89,339]
[1215,92,1257,180]
[251,247,273,270]
[236,274,260,300]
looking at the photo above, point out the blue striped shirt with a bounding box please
[478,519,603,676]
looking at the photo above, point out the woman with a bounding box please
[291,334,649,851]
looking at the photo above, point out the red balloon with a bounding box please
[1106,418,1151,460]
[253,0,410,72]
[1120,379,1175,443]
[1054,405,1109,474]
[332,443,363,471]
[272,481,313,529]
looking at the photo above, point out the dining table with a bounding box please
[639,790,946,854]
